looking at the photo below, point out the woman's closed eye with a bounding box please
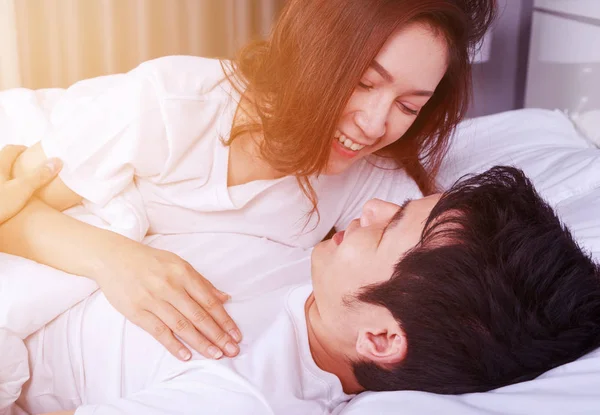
[358,81,373,90]
[397,101,419,116]
[358,81,420,116]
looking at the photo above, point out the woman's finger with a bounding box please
[14,158,62,193]
[185,275,243,344]
[0,145,27,183]
[131,309,193,362]
[169,288,239,357]
[0,158,63,223]
[151,300,227,360]
[213,288,231,303]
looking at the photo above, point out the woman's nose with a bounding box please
[354,108,387,141]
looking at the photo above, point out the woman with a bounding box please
[0,0,496,361]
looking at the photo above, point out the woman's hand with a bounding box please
[0,145,62,224]
[94,240,242,361]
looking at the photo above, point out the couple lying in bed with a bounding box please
[2,146,600,415]
[1,1,599,412]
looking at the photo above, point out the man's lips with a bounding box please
[332,230,345,245]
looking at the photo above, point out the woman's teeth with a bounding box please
[334,131,365,151]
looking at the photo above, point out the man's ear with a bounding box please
[355,325,407,366]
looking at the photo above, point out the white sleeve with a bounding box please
[73,370,273,415]
[335,160,423,231]
[0,87,65,147]
[38,62,170,207]
[0,81,163,240]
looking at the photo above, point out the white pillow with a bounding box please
[341,109,600,415]
[341,343,600,415]
[0,254,97,411]
[437,109,600,205]
[571,110,600,147]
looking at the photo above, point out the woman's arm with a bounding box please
[0,58,246,361]
[1,108,241,362]
[11,141,82,211]
[0,58,245,361]
[0,173,241,361]
[1,142,109,276]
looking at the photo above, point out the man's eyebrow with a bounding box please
[377,199,412,246]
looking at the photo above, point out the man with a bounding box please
[16,166,600,415]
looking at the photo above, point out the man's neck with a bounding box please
[304,293,363,394]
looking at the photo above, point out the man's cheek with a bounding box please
[339,253,364,279]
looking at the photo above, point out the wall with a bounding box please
[469,0,534,117]
[1,0,536,116]
[524,0,600,143]
[0,0,286,90]
[525,1,600,112]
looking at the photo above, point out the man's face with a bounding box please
[310,194,441,346]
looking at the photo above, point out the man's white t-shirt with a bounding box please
[19,282,350,415]
[2,55,421,246]
[15,232,350,415]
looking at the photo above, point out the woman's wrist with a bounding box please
[0,197,137,281]
[78,228,140,282]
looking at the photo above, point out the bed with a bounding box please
[1,107,599,414]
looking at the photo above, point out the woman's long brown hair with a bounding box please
[223,0,496,215]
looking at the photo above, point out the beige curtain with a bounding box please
[0,0,285,90]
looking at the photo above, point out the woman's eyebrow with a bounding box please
[369,61,434,97]
[371,60,395,82]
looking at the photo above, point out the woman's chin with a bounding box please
[324,139,369,175]
[324,157,358,175]
[323,158,346,175]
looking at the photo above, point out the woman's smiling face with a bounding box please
[325,22,449,175]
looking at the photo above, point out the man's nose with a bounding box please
[360,199,399,226]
